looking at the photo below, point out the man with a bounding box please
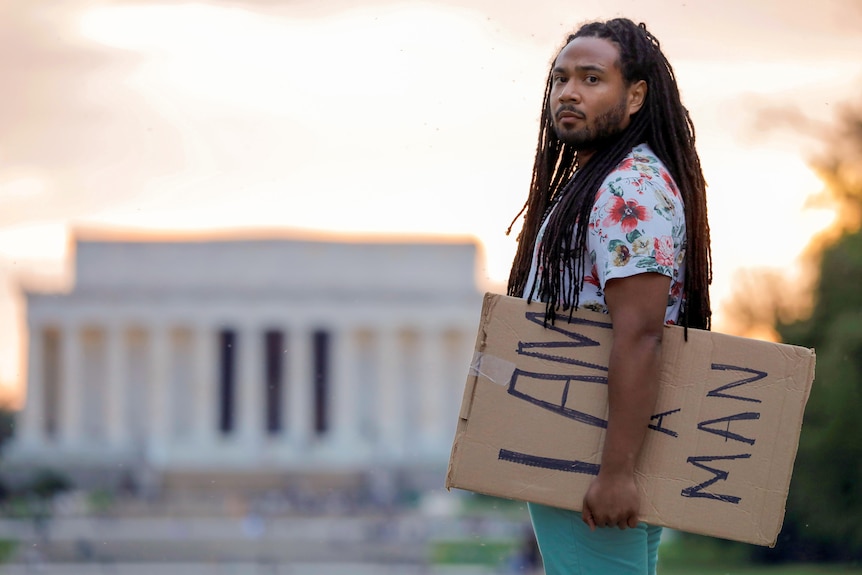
[506,18,712,575]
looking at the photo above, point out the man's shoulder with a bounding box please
[613,144,665,176]
[600,144,680,198]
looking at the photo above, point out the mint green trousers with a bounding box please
[528,503,662,575]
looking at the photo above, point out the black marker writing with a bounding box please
[498,449,600,476]
[708,364,766,403]
[681,453,752,504]
[649,408,682,437]
[697,412,760,445]
[517,312,612,372]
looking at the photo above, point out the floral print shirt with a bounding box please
[524,143,686,324]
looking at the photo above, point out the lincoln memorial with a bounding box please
[6,234,483,489]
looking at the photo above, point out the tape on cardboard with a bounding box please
[469,352,516,387]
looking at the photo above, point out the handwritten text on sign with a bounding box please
[496,310,767,506]
[447,293,814,545]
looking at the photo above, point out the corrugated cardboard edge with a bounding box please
[446,293,498,491]
[763,345,817,547]
[763,344,816,547]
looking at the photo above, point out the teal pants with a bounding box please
[528,502,662,575]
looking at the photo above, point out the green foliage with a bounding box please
[0,469,72,520]
[0,403,13,451]
[28,468,72,500]
[786,233,862,349]
[460,493,530,518]
[766,105,862,562]
[660,564,862,575]
[0,539,18,564]
[2,494,53,521]
[775,279,862,560]
[659,532,750,569]
[0,405,13,502]
[431,539,519,566]
[87,488,115,514]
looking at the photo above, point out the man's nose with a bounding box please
[558,82,581,103]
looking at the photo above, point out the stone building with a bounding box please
[6,234,482,491]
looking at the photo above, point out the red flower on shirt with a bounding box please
[661,169,680,197]
[602,196,650,233]
[585,263,601,288]
[617,157,635,172]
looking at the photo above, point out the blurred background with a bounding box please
[1,0,861,573]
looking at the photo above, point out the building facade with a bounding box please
[8,236,482,486]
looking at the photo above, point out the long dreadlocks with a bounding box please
[506,18,712,331]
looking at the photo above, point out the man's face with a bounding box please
[549,36,642,155]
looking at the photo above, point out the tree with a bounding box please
[0,403,13,502]
[0,402,13,452]
[755,104,862,562]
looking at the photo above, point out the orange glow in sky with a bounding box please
[1,0,860,403]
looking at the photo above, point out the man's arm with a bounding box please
[581,271,670,530]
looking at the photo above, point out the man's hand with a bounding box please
[581,271,670,531]
[582,471,640,530]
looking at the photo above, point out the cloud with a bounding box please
[4,0,861,231]
[0,1,188,227]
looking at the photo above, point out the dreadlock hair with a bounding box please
[506,18,712,331]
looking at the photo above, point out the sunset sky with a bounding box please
[2,0,861,403]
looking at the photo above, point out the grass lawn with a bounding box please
[658,534,862,574]
[0,539,17,563]
[661,566,862,575]
[431,539,520,566]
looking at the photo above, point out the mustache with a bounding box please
[555,105,586,120]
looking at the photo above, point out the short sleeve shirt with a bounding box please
[523,144,686,324]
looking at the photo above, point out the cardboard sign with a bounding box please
[446,293,815,546]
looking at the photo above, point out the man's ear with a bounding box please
[627,80,647,116]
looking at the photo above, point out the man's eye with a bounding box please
[585,75,599,84]
[553,76,567,84]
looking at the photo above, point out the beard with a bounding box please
[553,96,629,150]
